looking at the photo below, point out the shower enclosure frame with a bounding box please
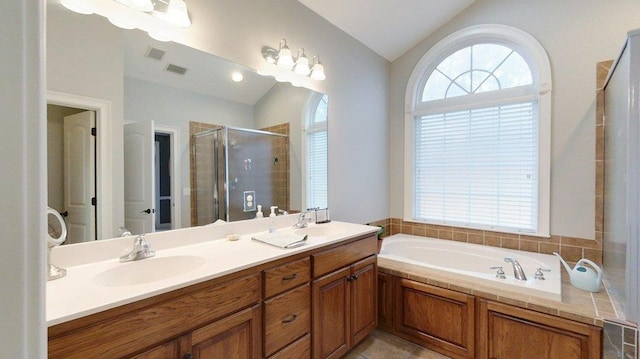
[192,126,289,224]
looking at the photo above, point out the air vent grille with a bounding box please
[145,47,165,61]
[166,64,188,75]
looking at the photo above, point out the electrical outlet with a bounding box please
[243,191,256,212]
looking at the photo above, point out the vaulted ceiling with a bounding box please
[297,0,476,62]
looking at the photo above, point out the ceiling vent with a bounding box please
[145,47,165,61]
[166,64,188,75]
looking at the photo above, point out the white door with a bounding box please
[124,121,155,235]
[63,111,96,244]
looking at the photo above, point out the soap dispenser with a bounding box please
[269,206,278,233]
[256,205,263,218]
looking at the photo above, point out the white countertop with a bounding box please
[47,218,377,327]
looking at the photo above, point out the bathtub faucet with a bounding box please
[504,257,527,281]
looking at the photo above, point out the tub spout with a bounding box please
[504,257,527,281]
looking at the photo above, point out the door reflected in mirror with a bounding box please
[46,2,328,242]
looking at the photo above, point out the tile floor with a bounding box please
[345,330,451,359]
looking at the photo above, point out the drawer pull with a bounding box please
[282,314,298,323]
[282,273,298,281]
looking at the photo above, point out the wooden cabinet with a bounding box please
[393,278,475,359]
[477,299,601,359]
[48,234,378,359]
[379,273,602,359]
[311,235,378,359]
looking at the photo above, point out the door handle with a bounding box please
[140,208,155,214]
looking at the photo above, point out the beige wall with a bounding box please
[389,0,640,239]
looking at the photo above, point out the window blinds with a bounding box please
[414,101,538,233]
[307,131,328,208]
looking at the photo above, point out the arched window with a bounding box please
[304,93,328,209]
[404,25,551,236]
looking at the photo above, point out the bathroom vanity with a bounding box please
[47,219,378,359]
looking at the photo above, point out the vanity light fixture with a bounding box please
[59,0,192,43]
[152,0,191,28]
[262,39,326,81]
[114,0,153,12]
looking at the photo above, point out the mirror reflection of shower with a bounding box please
[192,126,289,224]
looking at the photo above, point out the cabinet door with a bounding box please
[394,278,475,359]
[477,300,601,359]
[312,267,351,359]
[350,256,377,346]
[190,304,261,359]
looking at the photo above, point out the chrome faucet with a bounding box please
[293,212,310,229]
[504,257,527,281]
[119,234,155,262]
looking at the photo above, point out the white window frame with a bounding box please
[302,92,328,210]
[404,24,552,237]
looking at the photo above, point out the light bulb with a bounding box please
[164,0,191,27]
[277,40,294,69]
[310,60,326,81]
[294,49,311,76]
[231,72,244,82]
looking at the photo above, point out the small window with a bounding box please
[405,25,551,236]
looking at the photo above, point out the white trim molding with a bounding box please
[47,90,114,240]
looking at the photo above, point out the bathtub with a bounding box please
[378,234,562,301]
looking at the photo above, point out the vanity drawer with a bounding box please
[264,257,310,298]
[312,235,377,277]
[264,284,311,357]
[268,333,311,359]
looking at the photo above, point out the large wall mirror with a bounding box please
[46,2,328,244]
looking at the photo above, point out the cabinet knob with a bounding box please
[347,274,359,282]
[183,353,194,359]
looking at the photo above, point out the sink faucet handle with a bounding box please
[489,266,506,279]
[534,267,550,280]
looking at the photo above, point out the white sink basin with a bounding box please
[294,224,346,238]
[93,255,206,287]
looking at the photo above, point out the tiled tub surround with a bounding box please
[369,218,604,266]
